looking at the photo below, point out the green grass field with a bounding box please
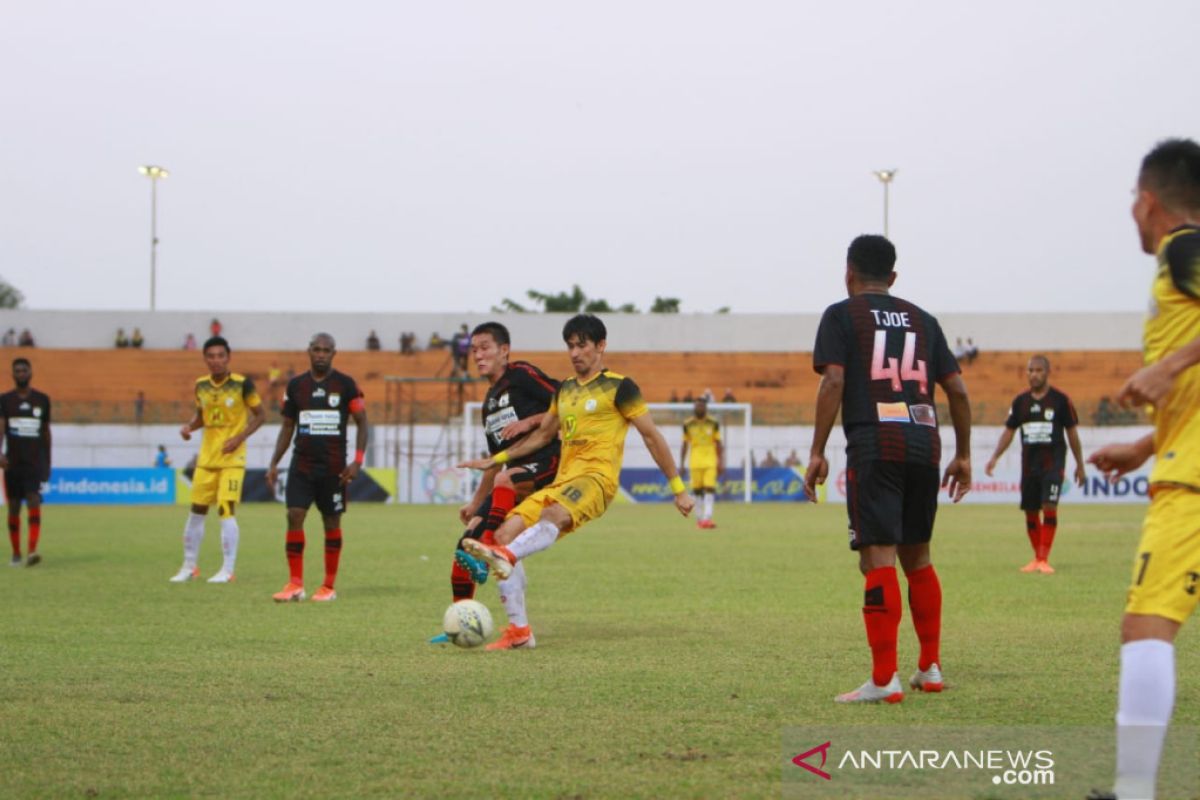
[0,502,1196,799]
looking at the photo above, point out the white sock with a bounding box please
[219,516,240,574]
[497,561,528,627]
[703,492,714,521]
[1114,639,1175,800]
[182,513,206,568]
[508,520,560,560]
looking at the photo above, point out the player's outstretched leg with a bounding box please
[462,539,516,581]
[836,565,904,704]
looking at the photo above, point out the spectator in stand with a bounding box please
[722,387,737,402]
[210,318,222,337]
[760,450,781,468]
[429,332,446,350]
[131,328,145,349]
[953,337,969,361]
[683,389,694,402]
[183,333,197,351]
[366,330,381,351]
[669,389,680,402]
[785,449,803,468]
[134,391,146,424]
[268,361,282,386]
[115,328,130,348]
[154,445,172,468]
[2,329,15,346]
[965,338,979,364]
[17,330,34,348]
[452,324,471,374]
[701,387,715,403]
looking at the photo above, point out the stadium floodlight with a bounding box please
[872,168,898,238]
[138,165,170,311]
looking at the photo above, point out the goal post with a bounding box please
[461,401,754,503]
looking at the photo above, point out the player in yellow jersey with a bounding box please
[169,337,265,584]
[680,398,724,529]
[459,314,694,649]
[1087,139,1200,800]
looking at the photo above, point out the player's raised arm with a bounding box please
[938,372,972,502]
[805,364,844,502]
[630,413,694,517]
[459,408,558,471]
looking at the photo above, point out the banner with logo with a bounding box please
[43,468,176,505]
[619,467,813,503]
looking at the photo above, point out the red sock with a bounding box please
[323,528,342,589]
[862,566,902,687]
[27,509,40,553]
[1024,511,1040,556]
[450,560,476,601]
[7,512,19,557]
[1040,509,1057,561]
[906,565,942,671]
[286,530,305,584]
[482,485,516,545]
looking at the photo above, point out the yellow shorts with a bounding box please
[190,467,245,514]
[509,474,611,534]
[690,465,718,492]
[1125,487,1200,623]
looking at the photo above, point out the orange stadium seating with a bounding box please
[1,348,1145,425]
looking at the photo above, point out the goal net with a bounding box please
[461,401,753,502]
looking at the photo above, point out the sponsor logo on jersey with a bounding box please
[329,393,341,408]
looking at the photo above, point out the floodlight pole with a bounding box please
[872,169,898,238]
[139,165,169,311]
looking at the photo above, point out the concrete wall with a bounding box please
[0,309,1144,352]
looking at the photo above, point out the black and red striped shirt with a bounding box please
[813,294,958,466]
[282,370,364,476]
[0,389,51,478]
[482,361,561,468]
[1004,387,1077,477]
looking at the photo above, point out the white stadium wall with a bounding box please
[0,309,1143,352]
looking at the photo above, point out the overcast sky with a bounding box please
[1,1,1194,316]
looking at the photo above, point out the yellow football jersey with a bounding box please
[683,416,721,469]
[549,369,648,496]
[1144,225,1200,489]
[195,373,262,470]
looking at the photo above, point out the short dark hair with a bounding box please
[847,235,897,279]
[203,336,230,354]
[1029,354,1050,371]
[471,321,511,347]
[1140,138,1200,212]
[11,357,30,369]
[562,313,606,345]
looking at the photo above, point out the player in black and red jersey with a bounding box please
[266,333,368,603]
[430,321,561,648]
[984,355,1086,575]
[0,358,51,567]
[805,235,972,704]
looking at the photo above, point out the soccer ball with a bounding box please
[442,600,494,648]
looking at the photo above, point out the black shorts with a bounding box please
[844,460,940,551]
[3,467,44,503]
[285,470,346,516]
[464,455,559,540]
[1020,472,1063,511]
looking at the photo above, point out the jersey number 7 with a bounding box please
[871,330,928,395]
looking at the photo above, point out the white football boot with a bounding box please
[835,673,904,704]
